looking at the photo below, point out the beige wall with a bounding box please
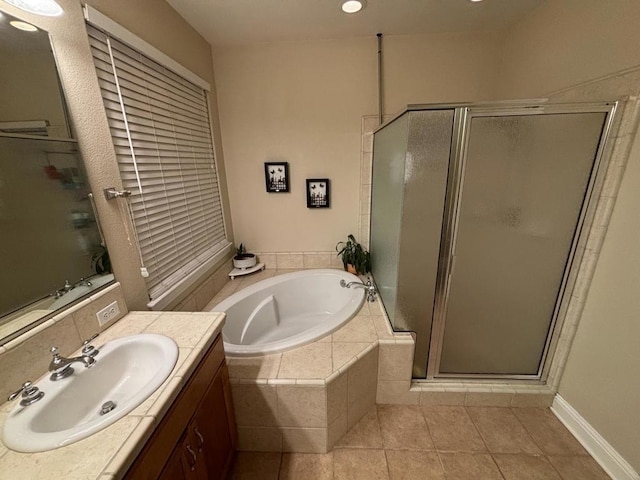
[0,0,231,313]
[500,0,640,472]
[499,0,640,98]
[213,32,502,252]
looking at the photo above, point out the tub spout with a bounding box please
[340,279,377,302]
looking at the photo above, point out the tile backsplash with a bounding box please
[0,283,128,402]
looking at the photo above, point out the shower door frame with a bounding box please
[424,101,618,381]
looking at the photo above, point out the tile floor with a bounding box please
[229,405,611,479]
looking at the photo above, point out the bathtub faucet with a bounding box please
[340,279,377,302]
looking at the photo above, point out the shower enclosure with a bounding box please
[370,102,616,380]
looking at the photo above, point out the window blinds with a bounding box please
[87,25,227,300]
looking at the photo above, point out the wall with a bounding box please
[499,0,640,98]
[499,0,640,473]
[0,0,232,313]
[213,32,502,253]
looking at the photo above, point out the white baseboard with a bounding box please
[551,395,640,480]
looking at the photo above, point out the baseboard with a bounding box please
[551,395,640,480]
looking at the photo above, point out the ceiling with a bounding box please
[166,0,544,47]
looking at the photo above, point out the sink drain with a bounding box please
[100,400,117,415]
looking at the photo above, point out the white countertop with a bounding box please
[0,311,226,480]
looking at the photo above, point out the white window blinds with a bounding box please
[87,25,227,300]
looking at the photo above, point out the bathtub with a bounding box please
[213,269,365,356]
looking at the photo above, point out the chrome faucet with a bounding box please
[48,346,96,381]
[78,277,93,287]
[340,278,378,302]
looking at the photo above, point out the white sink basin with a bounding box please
[2,333,178,452]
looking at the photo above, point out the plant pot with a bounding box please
[347,264,357,275]
[233,253,257,269]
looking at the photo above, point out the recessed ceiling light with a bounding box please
[3,0,63,17]
[469,0,484,2]
[342,0,367,14]
[9,20,38,31]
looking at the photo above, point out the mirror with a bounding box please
[0,12,114,344]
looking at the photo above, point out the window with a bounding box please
[86,23,228,300]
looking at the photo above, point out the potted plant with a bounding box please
[233,243,257,269]
[336,234,371,275]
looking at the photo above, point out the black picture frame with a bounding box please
[306,178,330,208]
[264,162,290,193]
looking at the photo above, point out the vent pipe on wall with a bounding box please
[377,33,383,125]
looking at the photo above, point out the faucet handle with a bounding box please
[82,333,100,357]
[8,381,45,406]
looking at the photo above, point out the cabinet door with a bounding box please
[191,366,233,479]
[158,433,196,480]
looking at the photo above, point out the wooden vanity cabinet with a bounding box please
[125,334,236,480]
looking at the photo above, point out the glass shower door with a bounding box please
[436,109,608,376]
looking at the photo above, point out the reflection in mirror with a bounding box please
[0,12,114,344]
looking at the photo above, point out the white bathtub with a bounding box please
[213,269,365,356]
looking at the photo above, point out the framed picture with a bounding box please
[264,162,289,193]
[306,178,330,208]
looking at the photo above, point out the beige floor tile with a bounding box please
[422,405,486,452]
[492,454,562,480]
[439,452,504,480]
[333,448,389,480]
[231,452,282,480]
[335,407,383,448]
[547,455,612,480]
[386,450,444,480]
[467,407,541,455]
[279,453,333,480]
[512,408,588,456]
[377,405,434,450]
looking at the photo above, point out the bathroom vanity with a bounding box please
[0,311,237,479]
[125,331,236,479]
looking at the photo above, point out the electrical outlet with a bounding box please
[96,301,120,326]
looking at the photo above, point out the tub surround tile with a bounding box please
[278,342,333,379]
[335,407,382,448]
[276,253,304,269]
[303,253,332,269]
[327,413,348,450]
[378,342,414,382]
[327,373,348,424]
[257,253,277,269]
[228,354,282,380]
[231,384,279,427]
[236,269,276,290]
[333,342,371,370]
[237,426,283,452]
[332,315,377,343]
[277,385,327,428]
[281,427,328,453]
